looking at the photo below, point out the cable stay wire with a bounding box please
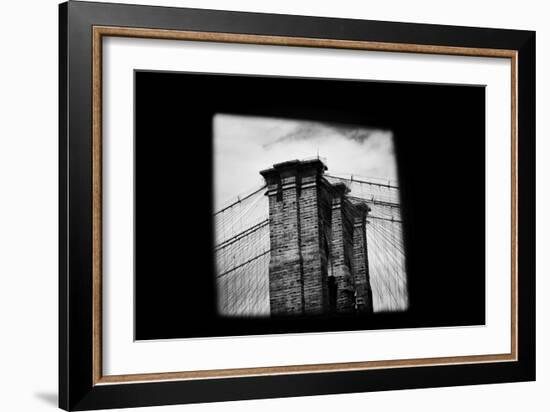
[215,171,408,316]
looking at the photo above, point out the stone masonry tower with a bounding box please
[260,159,373,316]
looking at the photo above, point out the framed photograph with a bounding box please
[59,1,535,410]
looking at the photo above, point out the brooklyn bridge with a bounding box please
[215,158,408,317]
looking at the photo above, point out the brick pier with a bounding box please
[260,159,373,316]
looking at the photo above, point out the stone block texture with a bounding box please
[352,203,374,313]
[261,159,373,316]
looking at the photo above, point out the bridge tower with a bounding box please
[260,159,373,316]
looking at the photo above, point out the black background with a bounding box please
[135,70,485,340]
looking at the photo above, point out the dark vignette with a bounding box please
[134,70,486,340]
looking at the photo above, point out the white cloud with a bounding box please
[214,113,397,209]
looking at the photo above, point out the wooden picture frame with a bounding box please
[59,1,535,410]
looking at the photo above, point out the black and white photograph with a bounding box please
[134,70,487,340]
[214,114,406,318]
[0,0,541,411]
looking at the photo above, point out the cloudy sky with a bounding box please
[213,113,398,210]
